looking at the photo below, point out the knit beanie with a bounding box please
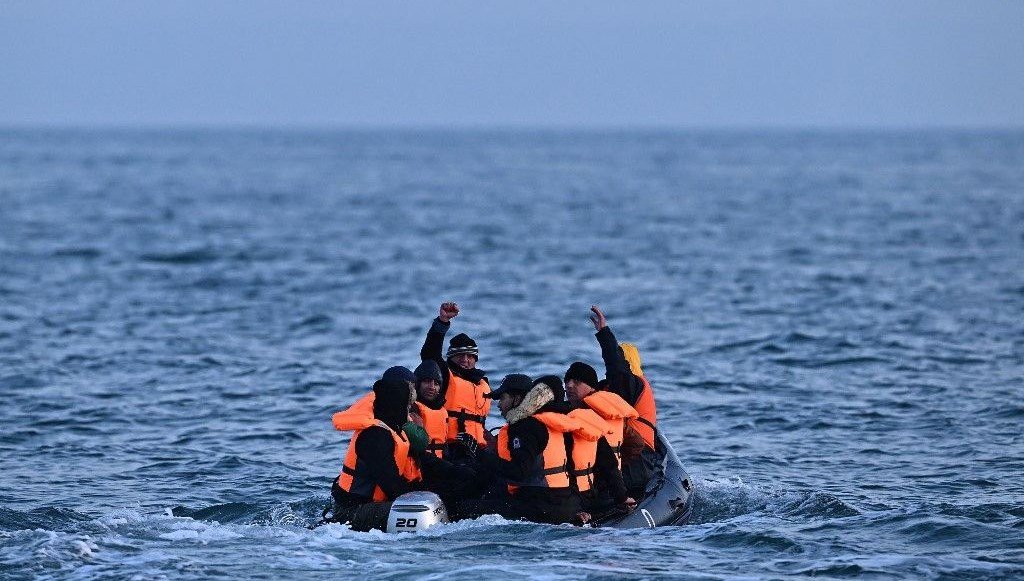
[414,360,443,384]
[564,361,598,389]
[382,366,416,384]
[446,333,479,359]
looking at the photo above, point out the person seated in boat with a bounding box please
[568,306,660,496]
[410,360,452,459]
[326,377,478,531]
[420,302,492,448]
[326,377,425,531]
[453,374,589,525]
[554,370,637,516]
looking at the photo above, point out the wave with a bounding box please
[138,247,219,264]
[688,476,861,525]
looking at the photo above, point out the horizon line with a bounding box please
[2,122,1023,133]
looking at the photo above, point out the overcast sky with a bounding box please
[2,1,1023,128]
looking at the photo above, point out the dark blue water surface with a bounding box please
[1,129,1022,579]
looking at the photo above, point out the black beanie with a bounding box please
[414,360,443,384]
[534,375,566,402]
[381,366,415,384]
[372,378,411,430]
[446,333,479,359]
[564,361,598,389]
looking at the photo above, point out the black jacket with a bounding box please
[420,317,487,403]
[332,426,413,507]
[596,326,646,408]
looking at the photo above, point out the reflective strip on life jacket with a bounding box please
[496,412,578,494]
[443,371,491,446]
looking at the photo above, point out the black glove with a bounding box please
[455,432,478,457]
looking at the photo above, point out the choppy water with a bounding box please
[1,129,1022,579]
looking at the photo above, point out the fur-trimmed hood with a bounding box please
[503,382,554,425]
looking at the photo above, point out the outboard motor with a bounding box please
[386,491,449,533]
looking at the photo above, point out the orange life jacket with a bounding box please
[413,401,449,458]
[496,412,578,495]
[629,375,658,450]
[566,408,612,494]
[443,371,491,446]
[333,409,421,501]
[336,392,448,458]
[582,391,639,468]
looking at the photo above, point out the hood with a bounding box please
[504,381,554,425]
[620,343,644,377]
[414,360,443,384]
[372,378,411,431]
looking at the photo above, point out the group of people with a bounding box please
[321,302,660,531]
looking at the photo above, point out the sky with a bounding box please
[2,1,1023,128]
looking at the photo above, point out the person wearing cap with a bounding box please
[566,306,660,497]
[420,302,492,447]
[453,374,587,525]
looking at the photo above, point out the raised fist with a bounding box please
[439,302,460,323]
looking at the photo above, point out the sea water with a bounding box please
[1,129,1022,579]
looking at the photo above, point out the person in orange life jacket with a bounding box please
[327,377,421,531]
[555,371,637,514]
[420,302,492,447]
[327,376,476,530]
[410,361,453,459]
[452,374,588,526]
[580,305,660,496]
[587,307,657,450]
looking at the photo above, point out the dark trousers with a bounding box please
[325,481,393,532]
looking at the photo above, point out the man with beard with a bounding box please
[420,302,492,447]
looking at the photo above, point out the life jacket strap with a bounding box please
[541,462,570,477]
[341,465,358,477]
[450,409,487,433]
[449,410,487,424]
[635,416,656,431]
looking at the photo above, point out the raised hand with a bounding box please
[589,305,607,331]
[439,302,460,323]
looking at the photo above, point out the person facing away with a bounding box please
[454,374,587,526]
[420,302,492,447]
[327,371,477,530]
[327,377,423,531]
[566,305,660,495]
[548,372,636,515]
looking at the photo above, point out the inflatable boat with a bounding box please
[384,432,693,532]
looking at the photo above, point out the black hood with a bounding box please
[414,360,446,410]
[372,378,410,431]
[414,360,443,384]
